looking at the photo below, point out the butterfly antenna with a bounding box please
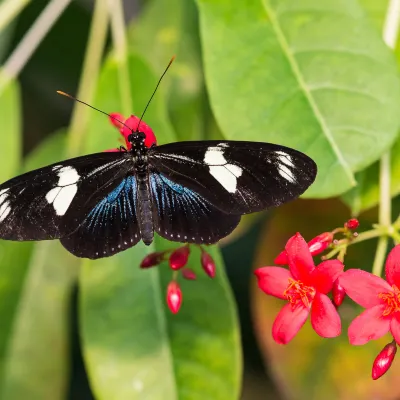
[56,90,131,131]
[135,55,175,132]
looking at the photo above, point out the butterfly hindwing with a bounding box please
[0,152,132,240]
[60,175,141,259]
[148,140,317,215]
[149,171,241,244]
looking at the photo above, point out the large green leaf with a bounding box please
[0,79,21,182]
[0,131,79,400]
[196,0,400,198]
[341,1,400,215]
[80,52,241,399]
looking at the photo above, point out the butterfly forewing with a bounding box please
[148,140,317,215]
[0,152,132,241]
[149,171,241,244]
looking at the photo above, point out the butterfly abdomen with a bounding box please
[137,173,154,245]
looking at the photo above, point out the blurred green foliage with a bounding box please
[0,0,400,399]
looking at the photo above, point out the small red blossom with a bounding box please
[181,268,197,280]
[255,233,343,344]
[275,232,333,265]
[372,341,397,380]
[339,244,400,345]
[201,249,216,278]
[169,246,190,270]
[140,251,167,268]
[345,218,359,230]
[167,281,182,314]
[332,279,346,308]
[108,113,157,151]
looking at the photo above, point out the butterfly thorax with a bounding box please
[128,131,154,245]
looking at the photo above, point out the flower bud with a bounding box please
[345,218,359,230]
[166,281,182,314]
[201,250,216,278]
[182,268,197,280]
[308,232,334,255]
[372,341,397,380]
[169,246,190,270]
[274,232,333,265]
[332,279,345,307]
[140,251,166,268]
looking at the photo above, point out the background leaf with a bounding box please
[196,0,400,198]
[80,51,241,400]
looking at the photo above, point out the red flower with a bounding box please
[201,249,216,278]
[167,281,182,314]
[108,113,157,150]
[169,245,190,270]
[274,232,333,265]
[372,341,397,380]
[255,233,343,344]
[339,245,400,345]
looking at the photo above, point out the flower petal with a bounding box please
[311,260,344,294]
[311,293,341,338]
[122,115,157,148]
[339,269,391,308]
[385,245,400,287]
[390,314,400,345]
[272,303,309,344]
[254,267,292,299]
[274,250,289,265]
[285,233,315,283]
[348,305,390,345]
[109,112,125,129]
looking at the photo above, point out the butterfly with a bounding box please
[0,129,317,259]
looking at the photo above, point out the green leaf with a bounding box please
[80,51,241,399]
[0,79,21,182]
[196,0,400,198]
[129,0,205,142]
[0,131,78,400]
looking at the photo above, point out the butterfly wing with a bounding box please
[60,175,141,259]
[0,152,133,241]
[148,141,317,215]
[149,171,240,244]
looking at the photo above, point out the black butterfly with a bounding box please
[0,132,317,259]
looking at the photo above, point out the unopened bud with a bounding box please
[372,341,397,380]
[169,246,190,270]
[308,232,334,255]
[332,279,345,307]
[140,251,166,268]
[182,268,197,280]
[166,281,182,314]
[201,250,216,278]
[345,218,359,230]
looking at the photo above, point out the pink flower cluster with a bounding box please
[255,226,400,380]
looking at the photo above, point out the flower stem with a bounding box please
[66,0,109,157]
[108,0,132,115]
[0,0,71,94]
[371,0,400,276]
[0,0,30,34]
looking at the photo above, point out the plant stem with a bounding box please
[0,0,30,34]
[0,0,71,94]
[66,0,109,157]
[108,0,132,115]
[372,0,400,276]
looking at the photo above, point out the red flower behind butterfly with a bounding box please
[339,244,400,345]
[255,233,343,344]
[108,113,157,150]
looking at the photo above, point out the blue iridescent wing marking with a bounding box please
[150,172,240,244]
[60,175,140,259]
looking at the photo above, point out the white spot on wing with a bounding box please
[209,166,238,193]
[225,164,242,178]
[0,193,8,205]
[276,151,294,168]
[57,166,80,186]
[204,147,227,165]
[52,185,78,216]
[46,166,80,215]
[0,201,11,222]
[278,165,296,183]
[0,188,9,196]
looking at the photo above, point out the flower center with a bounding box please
[379,285,400,316]
[283,278,316,309]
